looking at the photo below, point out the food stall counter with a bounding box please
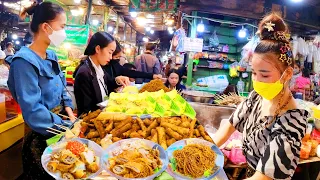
[0,114,24,152]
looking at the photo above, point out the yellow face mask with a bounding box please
[252,80,284,100]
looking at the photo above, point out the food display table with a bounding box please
[0,114,24,152]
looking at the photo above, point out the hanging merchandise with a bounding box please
[292,36,298,59]
[314,34,320,48]
[229,63,239,78]
[241,35,260,62]
[297,37,308,56]
[170,28,186,53]
[209,30,219,48]
[222,45,229,53]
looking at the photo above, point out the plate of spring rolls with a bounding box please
[75,111,214,150]
[41,138,103,180]
[103,138,168,180]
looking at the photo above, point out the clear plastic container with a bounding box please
[166,138,224,180]
[41,138,103,180]
[0,93,5,123]
[103,138,168,180]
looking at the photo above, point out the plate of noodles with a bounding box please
[103,138,168,180]
[166,138,224,180]
[41,138,103,180]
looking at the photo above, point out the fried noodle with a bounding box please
[173,144,216,178]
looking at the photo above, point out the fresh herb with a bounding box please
[170,158,177,171]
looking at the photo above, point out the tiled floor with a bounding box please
[0,139,23,180]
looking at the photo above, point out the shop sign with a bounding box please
[64,25,89,45]
[182,37,203,52]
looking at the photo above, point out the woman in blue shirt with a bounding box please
[7,2,74,179]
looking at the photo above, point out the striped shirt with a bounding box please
[229,91,309,179]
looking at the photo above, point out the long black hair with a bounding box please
[112,40,122,57]
[21,2,64,33]
[74,32,115,77]
[84,32,115,55]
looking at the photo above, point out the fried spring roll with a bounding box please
[47,161,59,172]
[123,129,133,138]
[156,127,167,149]
[151,129,157,137]
[194,129,201,137]
[143,119,152,126]
[146,120,158,136]
[57,163,73,172]
[150,131,158,143]
[93,119,106,138]
[86,131,100,139]
[161,122,189,135]
[132,123,141,131]
[130,131,142,138]
[165,128,183,140]
[136,118,147,131]
[112,137,122,142]
[111,118,132,133]
[180,121,190,128]
[105,120,114,134]
[198,125,213,142]
[112,123,132,137]
[189,119,197,138]
[166,138,176,146]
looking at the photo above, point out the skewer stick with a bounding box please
[47,127,64,133]
[54,124,68,131]
[46,130,60,135]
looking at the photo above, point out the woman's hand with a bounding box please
[153,74,162,79]
[115,76,130,87]
[65,107,76,122]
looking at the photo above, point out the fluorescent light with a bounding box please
[74,0,81,4]
[142,37,149,42]
[146,27,151,32]
[15,41,20,45]
[108,26,113,32]
[130,12,137,18]
[150,30,155,34]
[92,19,99,26]
[291,0,303,2]
[12,34,18,40]
[238,26,247,38]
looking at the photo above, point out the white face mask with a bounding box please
[47,25,67,47]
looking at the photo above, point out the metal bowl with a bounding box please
[182,90,215,104]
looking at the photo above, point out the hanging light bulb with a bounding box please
[150,30,155,34]
[146,27,151,32]
[142,36,149,42]
[238,26,247,38]
[197,19,205,32]
[12,34,18,40]
[108,26,113,32]
[92,19,99,26]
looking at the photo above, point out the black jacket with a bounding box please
[103,60,153,80]
[74,58,119,116]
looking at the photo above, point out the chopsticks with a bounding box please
[46,124,70,135]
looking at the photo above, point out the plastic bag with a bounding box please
[300,141,312,159]
[209,30,219,47]
[171,28,186,53]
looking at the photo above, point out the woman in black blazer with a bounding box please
[74,32,129,115]
[103,40,162,85]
